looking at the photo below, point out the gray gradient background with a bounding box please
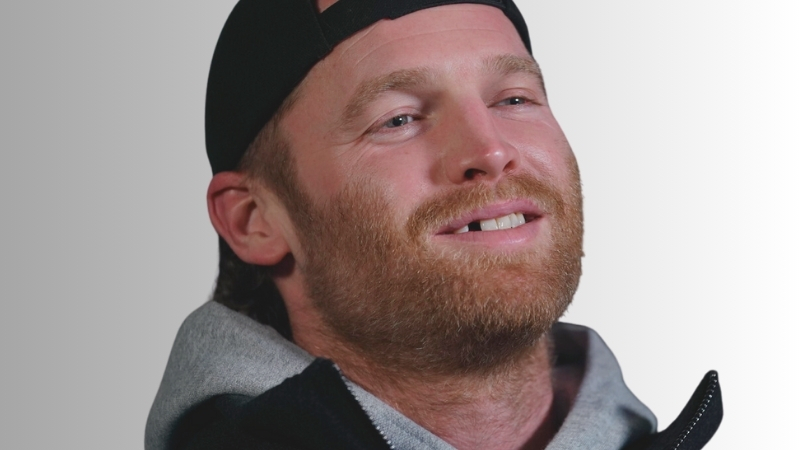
[1,1,797,448]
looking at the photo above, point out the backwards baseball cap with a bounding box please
[205,0,531,174]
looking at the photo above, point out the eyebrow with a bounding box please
[482,54,545,91]
[339,54,545,130]
[340,67,434,130]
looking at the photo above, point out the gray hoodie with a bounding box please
[146,301,656,449]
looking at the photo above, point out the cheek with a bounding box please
[353,146,438,218]
[502,118,576,183]
[292,152,344,203]
[294,140,436,223]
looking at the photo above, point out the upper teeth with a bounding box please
[454,213,526,234]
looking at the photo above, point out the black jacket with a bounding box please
[171,359,722,450]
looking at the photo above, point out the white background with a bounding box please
[1,1,797,448]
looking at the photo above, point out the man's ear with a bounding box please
[207,171,291,266]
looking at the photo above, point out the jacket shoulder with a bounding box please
[171,359,392,450]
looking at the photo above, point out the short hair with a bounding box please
[210,86,305,341]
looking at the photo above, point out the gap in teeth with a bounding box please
[453,213,526,234]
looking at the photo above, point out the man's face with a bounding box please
[277,4,583,374]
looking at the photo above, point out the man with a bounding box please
[147,1,722,449]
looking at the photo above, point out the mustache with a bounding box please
[405,173,566,238]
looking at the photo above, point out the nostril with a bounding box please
[464,168,486,180]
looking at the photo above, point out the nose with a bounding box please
[439,100,520,184]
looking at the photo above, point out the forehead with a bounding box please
[283,4,531,129]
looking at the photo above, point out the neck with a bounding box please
[312,332,558,450]
[283,281,560,449]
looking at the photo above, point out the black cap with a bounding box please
[205,0,531,174]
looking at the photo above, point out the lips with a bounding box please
[435,201,543,235]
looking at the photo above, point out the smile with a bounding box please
[433,200,544,238]
[454,213,527,234]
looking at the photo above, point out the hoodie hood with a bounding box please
[146,301,656,449]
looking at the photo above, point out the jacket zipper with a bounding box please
[670,371,718,450]
[335,366,396,449]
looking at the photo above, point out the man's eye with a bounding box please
[498,97,527,106]
[384,115,415,128]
